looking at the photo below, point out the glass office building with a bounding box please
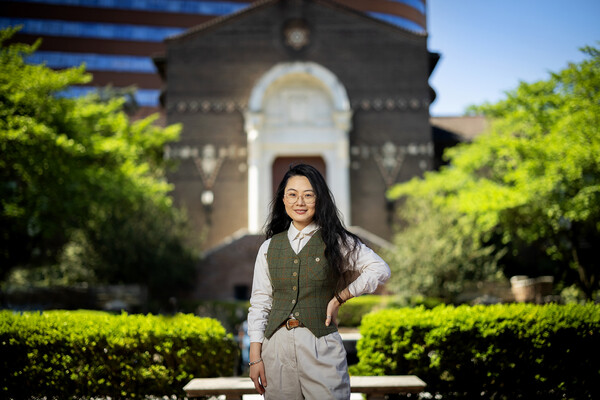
[1,0,427,114]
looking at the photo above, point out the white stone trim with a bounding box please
[248,62,350,113]
[245,62,352,233]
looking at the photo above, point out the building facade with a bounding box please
[159,0,437,299]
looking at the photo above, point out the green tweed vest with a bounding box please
[264,231,338,339]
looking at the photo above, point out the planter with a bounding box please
[510,275,554,303]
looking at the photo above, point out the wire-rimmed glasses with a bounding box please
[284,192,317,205]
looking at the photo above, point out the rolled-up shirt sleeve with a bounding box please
[347,242,391,298]
[247,239,272,343]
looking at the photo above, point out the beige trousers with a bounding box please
[262,326,351,400]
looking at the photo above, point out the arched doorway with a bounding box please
[245,62,352,233]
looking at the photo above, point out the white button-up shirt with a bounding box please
[248,221,391,343]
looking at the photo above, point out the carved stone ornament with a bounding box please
[283,19,310,50]
[374,141,405,188]
[193,145,225,190]
[352,141,434,185]
[164,143,248,190]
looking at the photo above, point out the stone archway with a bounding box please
[245,62,352,232]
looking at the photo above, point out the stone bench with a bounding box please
[184,375,427,400]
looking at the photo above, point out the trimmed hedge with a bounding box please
[338,295,394,327]
[350,303,599,399]
[0,310,238,399]
[338,295,443,327]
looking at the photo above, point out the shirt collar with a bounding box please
[288,221,320,241]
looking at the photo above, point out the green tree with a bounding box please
[383,198,503,302]
[0,28,196,301]
[389,46,600,300]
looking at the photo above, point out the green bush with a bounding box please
[350,303,599,399]
[338,295,444,327]
[337,295,395,327]
[0,310,238,399]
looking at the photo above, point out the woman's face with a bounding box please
[283,175,316,231]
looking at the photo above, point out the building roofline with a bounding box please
[327,0,427,38]
[202,225,393,258]
[430,115,489,142]
[165,0,427,43]
[165,0,274,43]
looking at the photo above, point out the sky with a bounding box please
[426,0,600,116]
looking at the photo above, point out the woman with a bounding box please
[247,164,390,400]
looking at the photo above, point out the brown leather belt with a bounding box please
[281,318,304,330]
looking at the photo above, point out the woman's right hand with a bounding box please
[249,342,267,394]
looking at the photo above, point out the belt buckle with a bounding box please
[286,319,293,330]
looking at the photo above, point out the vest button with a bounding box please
[293,286,297,291]
[294,259,299,264]
[315,257,320,262]
[292,272,298,277]
[295,312,299,317]
[291,299,296,304]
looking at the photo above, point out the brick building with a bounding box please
[158,0,439,300]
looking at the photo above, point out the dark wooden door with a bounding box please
[272,156,326,197]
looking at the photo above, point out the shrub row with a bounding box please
[338,295,393,327]
[350,303,599,399]
[338,295,443,327]
[0,310,238,399]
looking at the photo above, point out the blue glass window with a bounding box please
[0,17,185,41]
[367,12,426,34]
[389,0,426,15]
[58,86,160,107]
[26,51,157,73]
[2,0,251,16]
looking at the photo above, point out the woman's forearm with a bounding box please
[249,341,263,362]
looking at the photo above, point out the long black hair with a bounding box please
[265,164,360,296]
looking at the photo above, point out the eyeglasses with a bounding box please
[284,192,317,205]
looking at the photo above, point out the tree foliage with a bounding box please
[389,46,600,300]
[383,198,503,302]
[0,28,196,300]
